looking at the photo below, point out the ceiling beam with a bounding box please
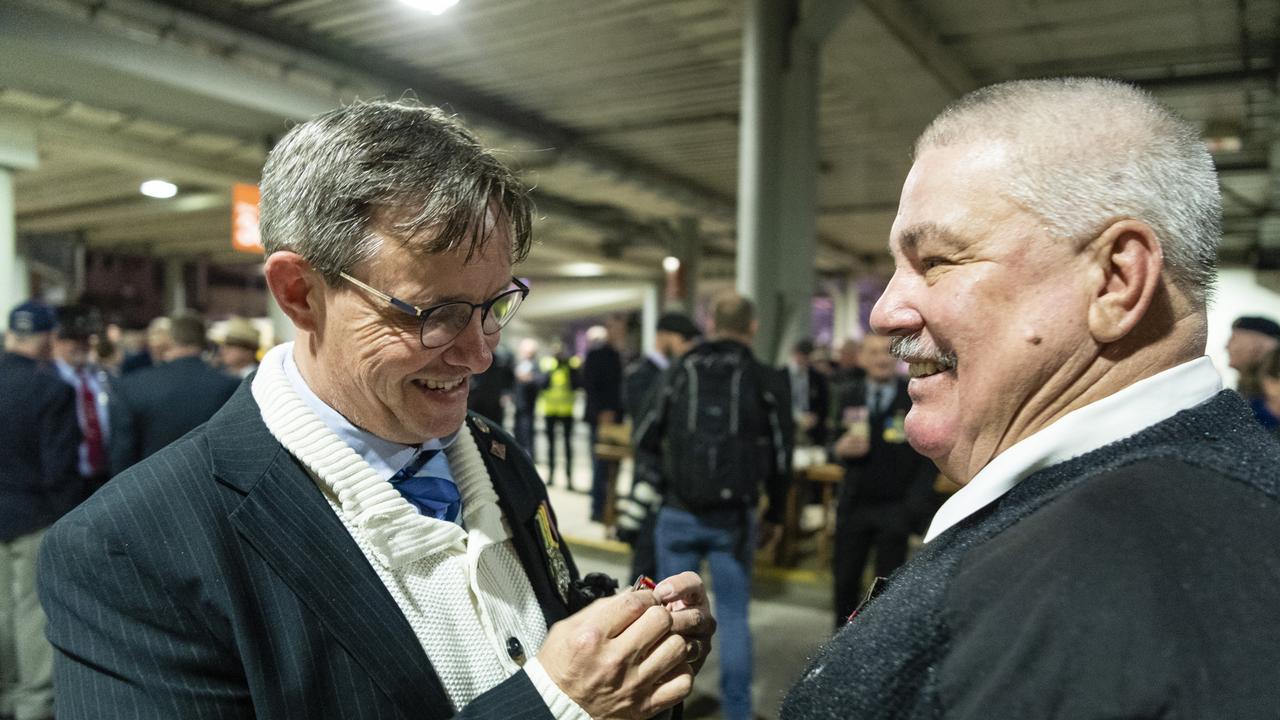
[18,192,228,233]
[860,0,978,97]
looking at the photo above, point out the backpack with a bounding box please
[658,342,780,511]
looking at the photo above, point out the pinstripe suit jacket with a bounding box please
[38,382,580,720]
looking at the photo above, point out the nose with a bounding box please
[869,269,924,337]
[444,309,494,374]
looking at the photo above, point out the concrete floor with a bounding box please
[528,419,838,720]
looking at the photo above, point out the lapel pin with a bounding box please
[473,418,491,434]
[490,440,507,460]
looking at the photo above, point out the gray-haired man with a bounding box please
[784,78,1280,718]
[40,100,713,720]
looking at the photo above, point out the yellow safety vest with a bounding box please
[539,357,577,417]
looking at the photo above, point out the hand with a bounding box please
[834,430,870,459]
[654,571,717,676]
[537,591,693,719]
[599,409,618,426]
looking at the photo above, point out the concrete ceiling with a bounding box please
[2,0,1276,296]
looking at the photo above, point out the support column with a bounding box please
[736,0,788,359]
[0,118,38,329]
[641,281,661,356]
[737,0,850,364]
[666,216,703,312]
[774,33,821,360]
[164,257,188,314]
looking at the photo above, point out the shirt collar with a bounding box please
[283,346,457,480]
[923,356,1222,543]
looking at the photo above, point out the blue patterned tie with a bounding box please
[390,449,462,523]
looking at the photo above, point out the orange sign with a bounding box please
[232,183,263,254]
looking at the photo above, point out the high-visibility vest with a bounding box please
[539,357,577,417]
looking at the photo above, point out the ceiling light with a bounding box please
[562,262,605,277]
[140,179,177,198]
[400,0,460,14]
[662,256,681,273]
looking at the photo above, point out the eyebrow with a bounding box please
[896,222,970,255]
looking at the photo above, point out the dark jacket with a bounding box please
[833,378,936,515]
[788,365,830,445]
[468,346,515,424]
[581,344,624,423]
[0,352,83,541]
[108,354,240,474]
[636,339,794,522]
[623,355,665,423]
[782,391,1280,719]
[39,383,583,720]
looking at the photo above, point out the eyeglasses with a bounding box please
[339,272,529,349]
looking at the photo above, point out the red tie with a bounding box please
[79,369,107,476]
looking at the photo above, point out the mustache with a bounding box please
[889,334,957,367]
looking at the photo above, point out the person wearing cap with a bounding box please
[50,305,112,493]
[1227,315,1280,403]
[617,311,702,581]
[1,300,82,720]
[217,316,261,379]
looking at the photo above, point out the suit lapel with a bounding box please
[210,387,452,720]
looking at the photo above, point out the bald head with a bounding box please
[917,78,1221,310]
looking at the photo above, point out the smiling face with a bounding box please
[870,141,1098,481]
[305,229,513,444]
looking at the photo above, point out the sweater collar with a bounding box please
[252,343,505,569]
[925,356,1223,542]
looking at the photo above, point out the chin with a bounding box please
[904,411,954,463]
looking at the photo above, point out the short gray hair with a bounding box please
[916,77,1221,307]
[260,99,533,283]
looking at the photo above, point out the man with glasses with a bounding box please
[39,100,713,720]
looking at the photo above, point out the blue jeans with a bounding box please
[655,506,754,720]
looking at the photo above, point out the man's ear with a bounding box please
[1086,220,1163,344]
[264,251,325,334]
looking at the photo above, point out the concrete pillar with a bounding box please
[775,34,821,359]
[736,0,828,364]
[0,118,38,329]
[664,216,703,312]
[164,257,187,314]
[641,281,661,356]
[736,0,788,359]
[828,275,862,342]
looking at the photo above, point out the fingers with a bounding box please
[615,604,674,656]
[590,590,659,638]
[654,571,704,606]
[669,605,716,638]
[635,631,689,683]
[641,665,695,716]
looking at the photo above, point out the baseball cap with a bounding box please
[656,312,700,340]
[8,300,57,334]
[1232,316,1280,340]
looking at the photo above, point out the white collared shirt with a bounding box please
[283,348,457,491]
[924,356,1222,542]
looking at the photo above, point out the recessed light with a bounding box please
[662,256,681,273]
[140,179,177,198]
[400,0,460,15]
[563,262,605,277]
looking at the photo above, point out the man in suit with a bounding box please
[782,79,1280,719]
[1,300,81,720]
[108,312,240,475]
[828,333,935,628]
[49,305,112,493]
[582,322,624,522]
[41,99,712,720]
[785,338,830,446]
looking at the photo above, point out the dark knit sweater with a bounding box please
[781,391,1280,719]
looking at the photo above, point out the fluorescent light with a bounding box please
[400,0,459,14]
[562,262,605,277]
[140,179,177,198]
[662,256,681,273]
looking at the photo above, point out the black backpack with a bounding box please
[657,341,782,511]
